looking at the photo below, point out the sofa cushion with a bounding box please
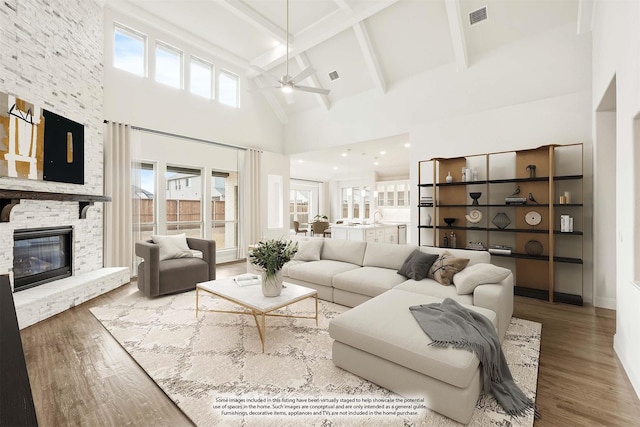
[453,263,512,295]
[152,233,193,261]
[428,251,470,285]
[333,267,408,298]
[362,242,417,270]
[329,289,497,388]
[419,247,489,267]
[286,259,360,287]
[321,239,367,266]
[397,249,439,281]
[293,240,323,261]
[394,280,473,305]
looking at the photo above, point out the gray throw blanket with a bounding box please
[409,298,537,419]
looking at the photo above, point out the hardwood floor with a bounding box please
[20,262,640,426]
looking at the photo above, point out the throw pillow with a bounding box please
[151,233,193,261]
[453,263,511,295]
[428,251,470,286]
[293,240,323,261]
[397,249,439,281]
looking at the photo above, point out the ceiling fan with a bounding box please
[252,0,330,96]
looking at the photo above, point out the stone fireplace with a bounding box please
[13,225,73,292]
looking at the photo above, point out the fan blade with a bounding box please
[251,65,283,85]
[293,85,330,95]
[291,67,315,84]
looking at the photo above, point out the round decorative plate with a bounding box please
[525,240,543,256]
[524,210,542,226]
[465,209,483,224]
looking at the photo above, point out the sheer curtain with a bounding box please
[238,148,262,259]
[103,122,138,272]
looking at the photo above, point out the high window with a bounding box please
[190,56,213,99]
[155,42,182,89]
[114,25,146,76]
[219,69,239,107]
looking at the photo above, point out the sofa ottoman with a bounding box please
[328,288,498,424]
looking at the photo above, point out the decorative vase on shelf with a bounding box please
[261,270,283,297]
[425,212,432,227]
[446,172,453,183]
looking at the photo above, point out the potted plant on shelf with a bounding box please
[249,239,298,297]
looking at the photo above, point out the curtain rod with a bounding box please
[103,120,249,151]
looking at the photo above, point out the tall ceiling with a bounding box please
[107,0,586,179]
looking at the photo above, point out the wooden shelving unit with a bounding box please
[417,143,584,305]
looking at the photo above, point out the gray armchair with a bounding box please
[135,237,216,297]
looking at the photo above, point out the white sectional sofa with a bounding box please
[282,238,514,424]
[283,238,513,340]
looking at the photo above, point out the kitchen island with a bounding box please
[330,223,406,244]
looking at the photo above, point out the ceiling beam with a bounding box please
[254,76,288,124]
[577,0,595,34]
[332,0,351,11]
[217,0,289,45]
[352,22,386,95]
[294,53,331,111]
[248,0,399,74]
[444,0,468,71]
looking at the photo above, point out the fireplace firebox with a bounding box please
[13,226,72,292]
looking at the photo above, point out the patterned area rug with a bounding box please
[90,289,541,426]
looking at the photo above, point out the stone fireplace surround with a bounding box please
[1,192,129,329]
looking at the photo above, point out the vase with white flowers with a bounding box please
[249,239,298,297]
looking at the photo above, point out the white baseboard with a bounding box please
[614,334,640,401]
[594,296,616,310]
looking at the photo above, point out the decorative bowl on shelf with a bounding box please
[443,217,456,227]
[469,192,482,206]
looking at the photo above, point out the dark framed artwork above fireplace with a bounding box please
[13,226,73,292]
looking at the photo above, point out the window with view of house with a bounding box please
[155,41,182,89]
[114,24,146,76]
[166,166,202,237]
[219,69,239,107]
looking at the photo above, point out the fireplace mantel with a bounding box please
[0,189,111,222]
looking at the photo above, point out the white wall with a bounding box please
[103,8,283,152]
[261,151,290,240]
[0,0,105,283]
[592,0,640,399]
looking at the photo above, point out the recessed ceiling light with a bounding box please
[373,161,379,166]
[404,143,410,148]
[298,159,303,163]
[333,166,338,170]
[380,150,386,155]
[341,152,347,157]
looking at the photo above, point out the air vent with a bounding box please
[469,6,487,26]
[328,70,340,81]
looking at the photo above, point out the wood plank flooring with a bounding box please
[19,261,640,426]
